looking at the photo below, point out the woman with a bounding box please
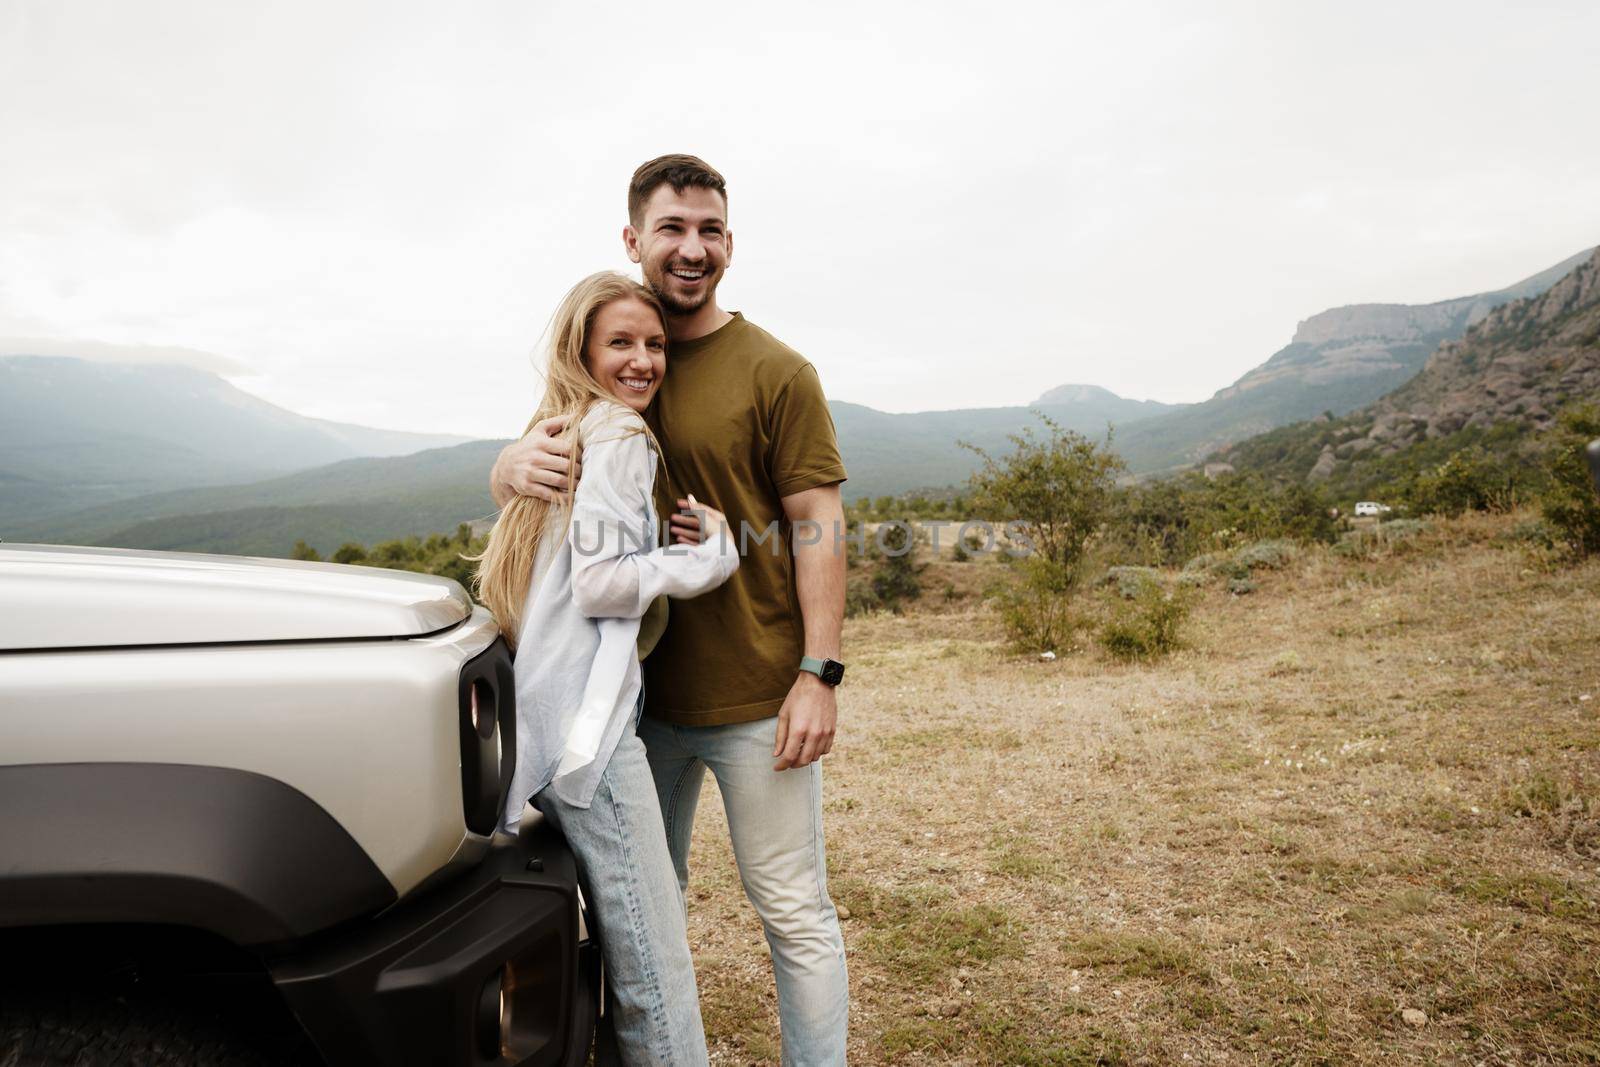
[471,271,737,1065]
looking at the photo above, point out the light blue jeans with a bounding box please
[533,694,709,1067]
[638,714,849,1067]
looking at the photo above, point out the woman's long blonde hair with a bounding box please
[468,271,666,648]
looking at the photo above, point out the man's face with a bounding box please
[624,185,732,316]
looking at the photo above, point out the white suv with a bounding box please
[0,543,597,1066]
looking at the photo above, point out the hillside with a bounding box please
[0,355,471,526]
[831,391,1175,501]
[1030,383,1185,417]
[1106,247,1594,473]
[14,388,1176,556]
[5,438,505,556]
[1218,246,1600,493]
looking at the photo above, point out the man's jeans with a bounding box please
[638,715,849,1067]
[534,715,710,1067]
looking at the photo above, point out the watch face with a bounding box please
[820,660,845,686]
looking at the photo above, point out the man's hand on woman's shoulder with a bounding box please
[490,414,582,507]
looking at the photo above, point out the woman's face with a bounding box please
[585,296,666,413]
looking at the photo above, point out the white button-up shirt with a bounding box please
[500,401,739,825]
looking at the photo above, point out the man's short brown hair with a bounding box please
[628,154,728,229]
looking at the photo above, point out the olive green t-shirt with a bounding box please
[643,313,847,726]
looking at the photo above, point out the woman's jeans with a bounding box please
[533,697,709,1067]
[637,714,849,1067]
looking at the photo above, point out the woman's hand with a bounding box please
[668,494,732,546]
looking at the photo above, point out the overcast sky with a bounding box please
[3,0,1598,438]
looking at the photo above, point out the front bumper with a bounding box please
[270,816,598,1067]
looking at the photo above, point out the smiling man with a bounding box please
[490,155,850,1064]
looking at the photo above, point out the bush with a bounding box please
[1182,539,1295,583]
[1505,517,1559,550]
[1232,539,1296,571]
[963,414,1124,651]
[1099,580,1194,661]
[1110,473,1335,566]
[869,521,924,612]
[994,557,1079,654]
[1333,518,1429,557]
[845,575,882,617]
[1405,446,1519,517]
[1538,404,1600,558]
[1104,565,1162,599]
[962,413,1125,574]
[316,524,484,584]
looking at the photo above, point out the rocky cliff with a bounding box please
[1221,247,1600,486]
[1106,247,1593,473]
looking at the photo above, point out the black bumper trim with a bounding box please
[271,817,597,1067]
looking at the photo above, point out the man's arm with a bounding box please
[772,482,846,770]
[489,414,580,508]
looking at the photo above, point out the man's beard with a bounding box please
[645,261,714,315]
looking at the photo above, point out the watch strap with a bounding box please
[799,655,844,686]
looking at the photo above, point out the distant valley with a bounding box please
[4,243,1594,558]
[0,355,471,523]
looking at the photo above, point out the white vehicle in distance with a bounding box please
[1353,501,1393,517]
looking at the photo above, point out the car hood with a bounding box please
[0,543,475,651]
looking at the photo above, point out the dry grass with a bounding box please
[682,512,1600,1064]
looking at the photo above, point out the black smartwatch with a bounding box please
[798,655,845,687]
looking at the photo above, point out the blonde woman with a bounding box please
[473,271,737,1065]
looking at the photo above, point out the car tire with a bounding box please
[0,983,323,1067]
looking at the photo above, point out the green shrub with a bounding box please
[1099,579,1194,661]
[1538,404,1600,558]
[1232,539,1296,570]
[845,575,882,617]
[1333,518,1429,557]
[1182,550,1231,576]
[1405,446,1520,517]
[315,524,483,584]
[994,557,1079,654]
[1104,565,1161,599]
[1111,473,1336,566]
[1182,539,1294,582]
[870,521,924,612]
[1504,517,1559,550]
[962,413,1124,575]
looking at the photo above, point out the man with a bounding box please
[490,155,850,1065]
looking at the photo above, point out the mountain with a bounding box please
[13,242,1593,560]
[1031,383,1188,418]
[1106,247,1595,473]
[12,383,1179,556]
[5,438,506,555]
[0,355,472,526]
[1218,247,1600,492]
[831,390,1180,500]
